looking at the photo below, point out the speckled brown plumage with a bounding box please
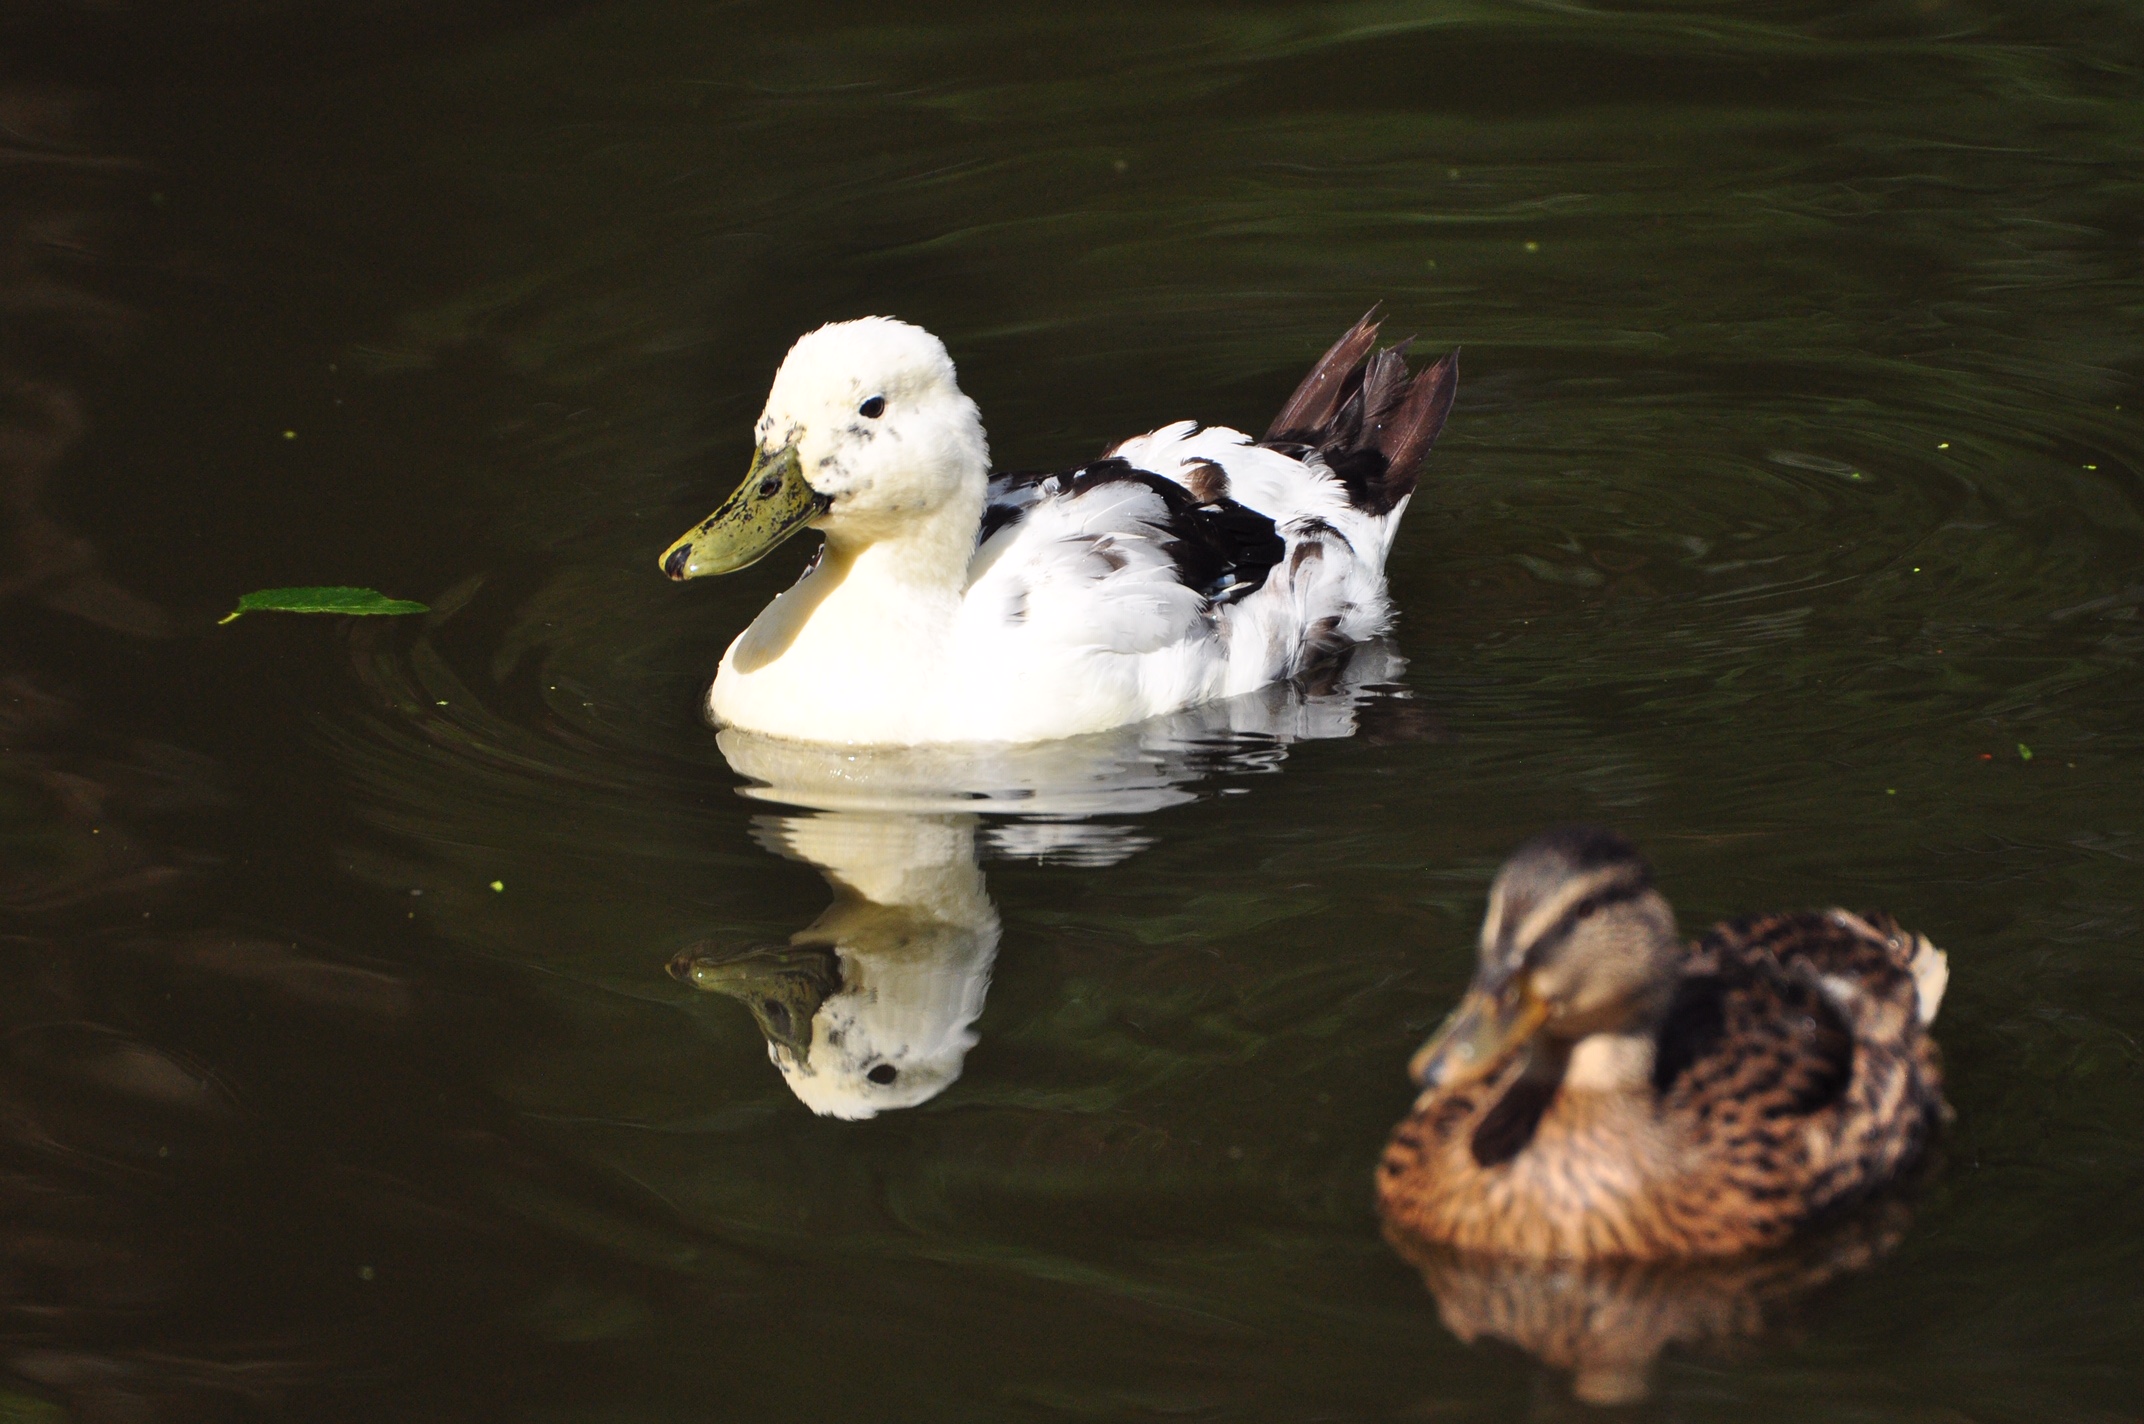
[1378,907,1948,1261]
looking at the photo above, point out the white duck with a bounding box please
[659,312,1456,745]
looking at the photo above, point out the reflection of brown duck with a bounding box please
[1389,1199,1912,1406]
[1378,827,1949,1262]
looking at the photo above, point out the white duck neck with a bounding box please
[821,483,985,600]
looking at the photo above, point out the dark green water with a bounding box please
[4,0,2141,1418]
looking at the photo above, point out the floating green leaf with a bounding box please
[219,586,429,625]
[2018,742,2034,761]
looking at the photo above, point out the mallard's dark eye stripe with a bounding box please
[1509,866,1655,969]
[1494,859,1649,961]
[1524,878,1649,961]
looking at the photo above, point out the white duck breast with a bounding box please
[660,312,1456,746]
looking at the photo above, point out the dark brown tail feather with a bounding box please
[1375,350,1458,496]
[1265,308,1383,442]
[1264,309,1457,517]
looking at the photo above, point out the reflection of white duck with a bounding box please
[678,652,1425,1115]
[674,811,998,1119]
[658,312,1454,745]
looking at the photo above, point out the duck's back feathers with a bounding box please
[1667,910,1948,1232]
[964,461,1282,668]
[1379,910,1948,1261]
[978,460,1286,609]
[966,398,1430,701]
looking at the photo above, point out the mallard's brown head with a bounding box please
[1410,827,1680,1090]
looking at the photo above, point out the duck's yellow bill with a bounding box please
[660,442,829,580]
[1408,977,1550,1090]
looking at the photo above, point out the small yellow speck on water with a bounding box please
[1111,158,1128,173]
[1524,241,1540,253]
[435,700,448,706]
[2085,464,2098,471]
[282,430,296,440]
[2017,743,2033,761]
[359,1266,375,1281]
[1937,442,1950,449]
[1447,168,1460,179]
[1912,566,1920,572]
[1885,789,1897,795]
[489,880,504,892]
[1424,258,1437,269]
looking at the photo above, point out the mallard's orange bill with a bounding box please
[1408,976,1550,1090]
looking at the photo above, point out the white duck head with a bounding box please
[659,317,990,579]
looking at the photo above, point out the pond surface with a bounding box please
[4,0,2141,1418]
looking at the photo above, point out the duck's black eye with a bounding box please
[1574,897,1599,921]
[866,1063,898,1085]
[858,395,886,419]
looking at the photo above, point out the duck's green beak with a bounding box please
[667,940,842,1060]
[1408,973,1549,1090]
[659,442,830,580]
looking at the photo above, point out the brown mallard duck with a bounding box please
[1378,827,1949,1261]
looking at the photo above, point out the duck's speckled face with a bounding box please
[769,983,975,1121]
[659,316,989,579]
[1411,827,1680,1090]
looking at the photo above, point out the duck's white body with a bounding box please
[711,423,1408,743]
[667,315,1455,747]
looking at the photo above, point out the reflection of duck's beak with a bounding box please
[1408,974,1549,1090]
[668,940,842,1059]
[659,441,829,580]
